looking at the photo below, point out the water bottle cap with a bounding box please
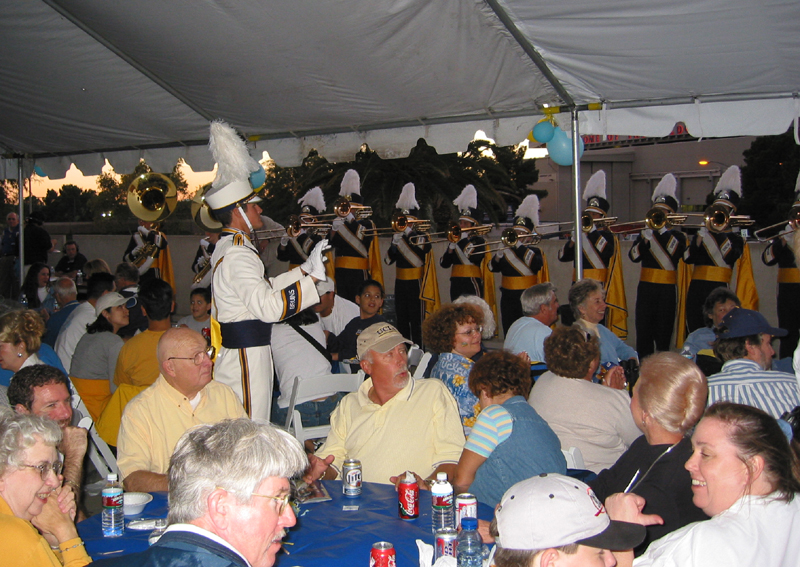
[436,472,447,481]
[461,517,477,530]
[107,473,118,481]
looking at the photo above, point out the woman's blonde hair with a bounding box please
[0,310,45,355]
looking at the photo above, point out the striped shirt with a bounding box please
[707,359,800,418]
[464,404,514,458]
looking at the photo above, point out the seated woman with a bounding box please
[0,310,49,373]
[423,303,484,435]
[20,262,56,315]
[177,287,211,335]
[569,278,637,371]
[589,352,709,555]
[70,292,131,420]
[528,325,641,473]
[0,408,91,566]
[608,402,800,566]
[454,350,565,507]
[682,287,739,376]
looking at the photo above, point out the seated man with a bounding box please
[314,279,359,338]
[709,307,800,418]
[117,327,246,492]
[8,364,88,518]
[504,282,560,364]
[54,240,87,279]
[327,279,386,364]
[91,419,306,567]
[114,278,173,388]
[308,323,465,485]
[489,474,645,567]
[42,277,80,347]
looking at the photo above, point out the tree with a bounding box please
[41,184,94,222]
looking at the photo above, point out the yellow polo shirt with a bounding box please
[317,377,465,484]
[118,375,246,478]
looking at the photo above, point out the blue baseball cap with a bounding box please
[716,308,787,339]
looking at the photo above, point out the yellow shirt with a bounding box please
[317,377,465,484]
[118,374,246,477]
[113,329,165,387]
[0,495,90,567]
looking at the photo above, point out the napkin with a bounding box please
[416,540,457,567]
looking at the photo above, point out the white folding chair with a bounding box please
[412,352,432,380]
[284,372,363,444]
[561,446,585,470]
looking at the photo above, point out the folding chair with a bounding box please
[284,372,363,444]
[561,446,585,470]
[67,377,120,488]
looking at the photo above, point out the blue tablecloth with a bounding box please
[78,482,493,565]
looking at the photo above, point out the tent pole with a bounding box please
[571,109,582,279]
[17,158,25,288]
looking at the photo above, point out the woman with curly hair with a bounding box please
[528,325,640,473]
[423,303,484,435]
[0,310,48,374]
[453,350,565,507]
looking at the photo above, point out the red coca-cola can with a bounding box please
[370,541,396,567]
[398,475,419,520]
[455,493,478,528]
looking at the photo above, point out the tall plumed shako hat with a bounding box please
[651,173,679,213]
[204,120,263,212]
[454,184,479,225]
[513,195,541,233]
[711,166,742,211]
[583,171,609,215]
[395,183,420,217]
[340,169,364,205]
[298,187,326,220]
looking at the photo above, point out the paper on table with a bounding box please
[416,540,457,567]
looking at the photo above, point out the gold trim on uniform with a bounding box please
[501,275,539,290]
[692,265,732,283]
[335,256,369,270]
[640,267,677,284]
[452,264,481,278]
[396,267,424,280]
[777,268,800,283]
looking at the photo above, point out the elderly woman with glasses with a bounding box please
[423,303,487,435]
[0,408,90,566]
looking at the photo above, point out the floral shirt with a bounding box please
[430,352,480,436]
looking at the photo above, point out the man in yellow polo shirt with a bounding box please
[118,327,246,492]
[308,323,465,485]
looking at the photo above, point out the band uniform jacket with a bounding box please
[440,234,486,300]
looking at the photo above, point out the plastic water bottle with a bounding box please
[18,293,27,308]
[101,473,124,537]
[456,517,483,567]
[431,472,454,533]
[680,345,694,361]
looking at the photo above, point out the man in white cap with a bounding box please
[306,322,464,485]
[205,120,328,421]
[490,473,645,567]
[628,174,687,357]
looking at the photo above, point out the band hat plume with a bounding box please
[339,169,364,204]
[651,173,679,212]
[205,120,262,211]
[712,165,742,209]
[513,194,540,232]
[298,186,326,217]
[583,170,610,215]
[454,184,479,224]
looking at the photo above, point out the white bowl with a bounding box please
[123,492,153,516]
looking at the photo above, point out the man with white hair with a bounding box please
[91,418,307,567]
[308,322,464,485]
[504,283,559,364]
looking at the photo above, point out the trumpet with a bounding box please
[754,206,800,241]
[333,196,373,219]
[364,213,432,235]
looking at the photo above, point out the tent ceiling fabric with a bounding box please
[1,0,798,179]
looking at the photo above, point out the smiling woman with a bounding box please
[0,409,90,567]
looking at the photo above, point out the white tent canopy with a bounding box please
[2,0,799,179]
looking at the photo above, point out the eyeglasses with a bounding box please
[168,345,216,366]
[456,326,483,337]
[19,460,63,481]
[216,487,291,514]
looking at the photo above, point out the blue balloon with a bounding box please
[532,121,555,144]
[547,127,573,166]
[249,165,266,190]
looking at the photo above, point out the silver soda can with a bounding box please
[434,527,458,561]
[343,458,362,497]
[455,493,478,528]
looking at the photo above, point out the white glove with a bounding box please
[301,239,330,280]
[331,218,345,232]
[448,242,457,251]
[280,236,289,247]
[404,226,413,236]
[392,233,403,245]
[137,225,151,237]
[642,229,654,241]
[130,244,144,258]
[494,248,505,259]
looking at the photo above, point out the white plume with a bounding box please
[713,166,742,197]
[583,170,607,201]
[298,187,326,211]
[395,183,419,210]
[453,184,478,212]
[516,195,540,226]
[209,120,260,190]
[652,173,677,202]
[340,169,361,197]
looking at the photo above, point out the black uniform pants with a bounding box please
[635,280,676,358]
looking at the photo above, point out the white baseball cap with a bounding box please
[95,292,137,317]
[495,474,645,551]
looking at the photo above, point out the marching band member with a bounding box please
[123,219,173,288]
[190,230,220,289]
[329,169,380,302]
[278,186,325,271]
[490,195,545,334]
[440,184,487,301]
[205,120,327,421]
[629,174,687,357]
[385,183,431,345]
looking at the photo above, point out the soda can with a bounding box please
[434,527,458,561]
[398,475,419,520]
[455,493,478,528]
[343,458,362,497]
[370,541,396,567]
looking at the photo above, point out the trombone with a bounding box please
[411,223,493,245]
[474,228,518,254]
[610,207,688,234]
[333,196,373,220]
[285,214,331,238]
[754,206,800,241]
[699,203,754,233]
[580,212,617,233]
[363,213,432,236]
